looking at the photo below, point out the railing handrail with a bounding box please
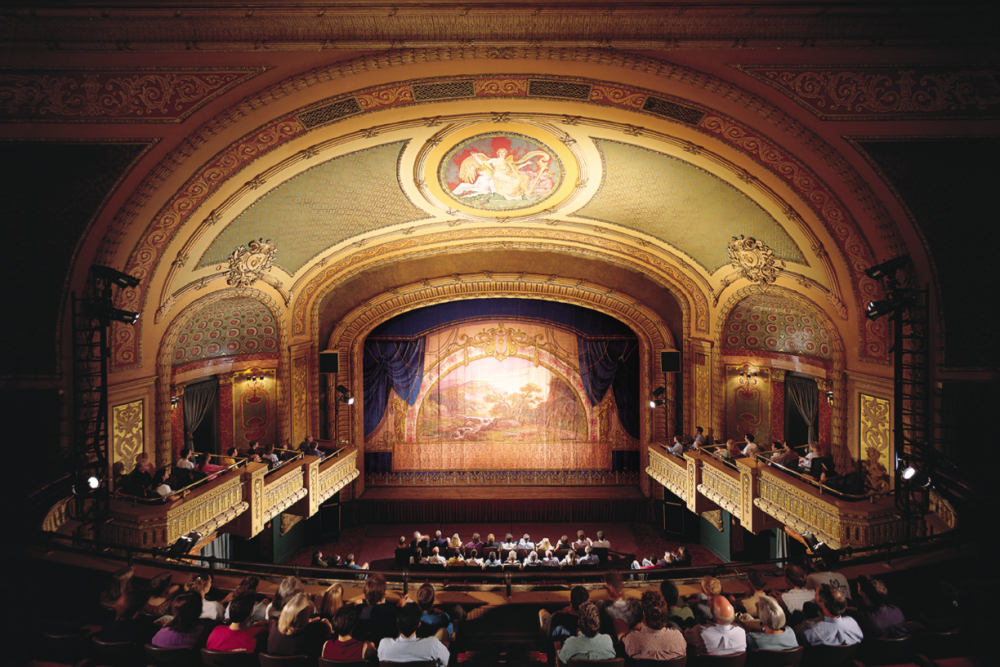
[115,457,247,506]
[754,452,893,502]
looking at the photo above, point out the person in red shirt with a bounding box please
[206,592,268,652]
[323,604,377,661]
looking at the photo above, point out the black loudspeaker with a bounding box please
[319,351,339,374]
[660,350,681,373]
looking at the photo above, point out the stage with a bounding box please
[350,485,652,524]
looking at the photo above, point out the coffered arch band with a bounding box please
[321,276,680,496]
[155,288,290,468]
[713,285,848,470]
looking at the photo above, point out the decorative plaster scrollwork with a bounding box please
[728,235,785,289]
[225,239,276,292]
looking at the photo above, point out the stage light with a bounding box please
[649,399,664,409]
[90,264,140,289]
[85,300,140,325]
[864,256,910,281]
[648,387,665,409]
[155,530,202,557]
[87,475,100,490]
[901,465,916,480]
[865,297,912,321]
[336,385,355,405]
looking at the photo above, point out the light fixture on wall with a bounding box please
[336,384,355,405]
[826,390,834,405]
[864,256,910,282]
[171,396,180,410]
[90,264,141,289]
[738,367,758,386]
[245,369,266,391]
[648,386,665,409]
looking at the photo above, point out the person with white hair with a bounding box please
[746,595,799,651]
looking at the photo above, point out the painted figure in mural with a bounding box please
[456,147,552,201]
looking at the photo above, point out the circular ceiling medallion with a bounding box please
[423,123,578,218]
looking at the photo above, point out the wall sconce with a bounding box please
[738,368,758,386]
[336,384,355,405]
[648,386,665,409]
[245,370,266,391]
[171,396,179,410]
[825,390,834,405]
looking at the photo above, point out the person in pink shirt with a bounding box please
[206,592,268,652]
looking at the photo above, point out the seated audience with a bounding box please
[717,439,744,461]
[449,533,463,550]
[660,580,694,627]
[742,434,760,457]
[410,531,429,552]
[599,571,642,631]
[377,603,450,667]
[346,553,370,570]
[313,550,332,568]
[416,582,453,642]
[775,564,815,624]
[431,530,449,550]
[266,576,305,620]
[770,440,801,469]
[100,565,134,607]
[806,555,852,600]
[523,551,541,569]
[504,550,522,569]
[98,588,157,645]
[410,548,428,565]
[558,601,616,662]
[206,592,268,652]
[572,530,591,552]
[561,550,578,567]
[746,595,799,651]
[852,575,907,639]
[578,546,600,565]
[152,592,212,649]
[267,592,332,659]
[427,547,448,566]
[691,575,723,623]
[297,435,315,452]
[799,442,821,470]
[220,447,238,466]
[622,590,686,660]
[466,549,483,567]
[356,573,402,641]
[466,533,483,552]
[446,551,465,566]
[684,595,747,656]
[194,453,226,476]
[555,534,572,551]
[323,604,376,661]
[668,436,685,456]
[673,545,691,567]
[741,570,771,617]
[591,531,611,549]
[484,552,502,569]
[536,537,553,552]
[539,586,589,640]
[222,576,268,623]
[482,533,499,548]
[694,425,708,446]
[150,467,176,498]
[261,443,280,466]
[798,584,863,647]
[518,533,535,551]
[175,447,196,470]
[144,572,179,617]
[185,574,224,621]
[541,550,562,568]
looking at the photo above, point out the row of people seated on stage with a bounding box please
[406,528,611,554]
[542,567,906,663]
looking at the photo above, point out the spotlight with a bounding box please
[336,385,355,405]
[90,264,140,289]
[171,396,180,409]
[864,256,910,281]
[649,399,664,409]
[865,297,911,321]
[648,387,665,409]
[901,465,916,481]
[155,530,202,557]
[826,390,834,405]
[87,475,100,490]
[85,301,140,325]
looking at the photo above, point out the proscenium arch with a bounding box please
[712,285,848,470]
[155,288,290,467]
[325,279,677,495]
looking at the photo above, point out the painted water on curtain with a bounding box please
[418,355,587,443]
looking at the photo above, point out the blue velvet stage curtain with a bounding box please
[578,338,640,439]
[363,338,426,435]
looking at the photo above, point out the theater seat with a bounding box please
[201,648,260,666]
[801,643,858,667]
[862,634,914,666]
[745,646,803,667]
[694,653,746,667]
[632,657,687,667]
[379,662,438,667]
[144,643,201,666]
[567,659,625,667]
[259,654,311,667]
[319,660,372,667]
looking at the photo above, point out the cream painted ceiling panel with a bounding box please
[576,139,806,273]
[200,141,430,274]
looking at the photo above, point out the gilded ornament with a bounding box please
[728,235,785,289]
[225,238,276,292]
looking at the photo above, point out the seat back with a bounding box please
[567,659,625,667]
[632,656,687,667]
[259,654,312,667]
[745,645,804,667]
[481,547,498,560]
[201,648,261,667]
[318,660,372,667]
[919,627,963,659]
[861,634,912,666]
[36,630,87,663]
[694,653,747,667]
[802,643,858,667]
[379,662,438,667]
[144,643,202,666]
[591,547,610,564]
[445,547,462,559]
[394,548,411,568]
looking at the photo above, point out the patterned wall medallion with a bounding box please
[424,123,577,218]
[171,297,277,366]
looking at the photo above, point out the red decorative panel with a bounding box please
[474,78,528,96]
[170,400,185,462]
[589,84,647,109]
[725,366,771,444]
[356,85,414,111]
[699,114,888,364]
[737,65,1000,120]
[218,382,233,453]
[771,381,785,444]
[233,371,276,446]
[818,394,832,447]
[0,68,263,122]
[113,117,306,370]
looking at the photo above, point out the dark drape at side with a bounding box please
[363,338,426,436]
[786,375,818,444]
[578,338,640,440]
[183,377,217,449]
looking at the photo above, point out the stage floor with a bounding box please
[357,485,647,501]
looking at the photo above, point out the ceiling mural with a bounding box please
[171,297,278,366]
[724,293,832,361]
[574,139,806,273]
[199,141,430,275]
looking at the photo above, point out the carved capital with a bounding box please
[771,368,787,382]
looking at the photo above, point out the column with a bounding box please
[771,369,786,443]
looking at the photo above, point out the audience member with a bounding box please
[267,593,332,659]
[411,531,429,551]
[746,595,799,651]
[599,571,642,630]
[504,550,522,568]
[176,448,195,469]
[541,550,562,568]
[798,584,863,647]
[194,453,226,476]
[555,534,572,551]
[206,592,268,652]
[410,548,428,566]
[466,549,483,567]
[668,436,685,456]
[518,533,535,550]
[661,580,694,627]
[298,435,315,452]
[98,588,156,645]
[466,533,483,552]
[356,573,402,641]
[775,564,815,623]
[539,586,589,640]
[261,443,280,466]
[853,575,907,639]
[771,440,801,469]
[220,447,238,466]
[572,530,591,552]
[482,533,499,548]
[377,603,450,666]
[501,534,517,550]
[416,583,453,642]
[694,426,708,446]
[152,592,211,649]
[428,547,448,566]
[313,551,332,567]
[800,442,821,471]
[100,565,134,607]
[692,575,723,623]
[673,545,691,568]
[741,570,770,617]
[266,576,305,620]
[222,576,268,623]
[685,595,747,656]
[523,551,541,568]
[717,439,743,461]
[144,572,179,617]
[484,552,502,569]
[806,555,852,599]
[558,601,616,662]
[431,530,449,550]
[537,537,553,552]
[591,531,611,549]
[742,434,760,457]
[322,604,377,661]
[449,533,463,549]
[562,550,578,567]
[346,553,370,570]
[622,590,686,660]
[578,546,599,565]
[185,574,224,621]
